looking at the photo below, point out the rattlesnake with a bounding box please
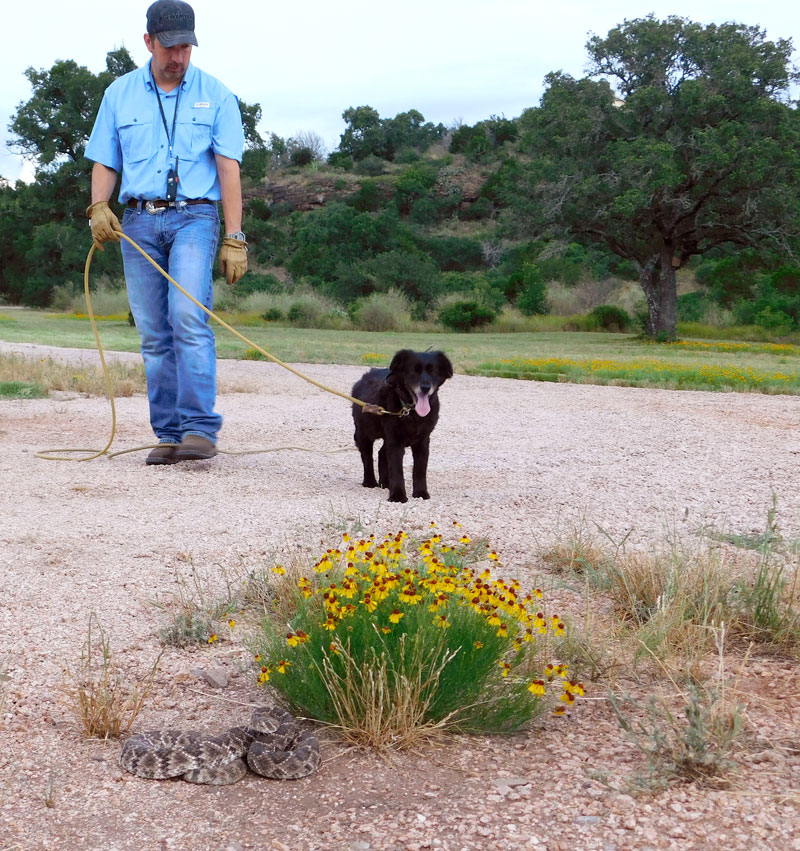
[119,706,321,784]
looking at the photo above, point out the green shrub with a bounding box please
[348,179,383,213]
[351,289,412,331]
[677,291,710,322]
[394,163,439,214]
[232,272,284,296]
[354,155,387,176]
[438,299,497,331]
[261,307,284,321]
[424,235,485,272]
[516,263,548,316]
[589,304,632,332]
[460,197,495,221]
[327,152,354,171]
[365,250,443,305]
[252,532,580,747]
[395,147,421,164]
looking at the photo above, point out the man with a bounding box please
[85,0,247,465]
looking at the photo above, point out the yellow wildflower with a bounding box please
[389,609,404,624]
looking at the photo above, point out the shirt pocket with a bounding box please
[118,116,152,163]
[176,114,214,161]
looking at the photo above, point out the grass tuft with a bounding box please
[60,614,162,739]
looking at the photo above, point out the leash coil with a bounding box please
[36,232,400,462]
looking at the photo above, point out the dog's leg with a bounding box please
[355,430,378,488]
[383,443,408,503]
[377,444,388,489]
[411,435,431,499]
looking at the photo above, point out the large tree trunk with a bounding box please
[639,249,678,338]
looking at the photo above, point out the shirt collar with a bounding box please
[143,59,195,93]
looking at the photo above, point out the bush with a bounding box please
[232,272,284,297]
[252,531,579,748]
[459,197,495,221]
[351,289,412,331]
[677,291,710,322]
[365,250,443,305]
[438,299,497,331]
[282,291,346,328]
[516,263,548,316]
[348,179,383,213]
[261,307,284,321]
[327,151,353,171]
[354,155,387,176]
[424,235,485,272]
[589,304,632,332]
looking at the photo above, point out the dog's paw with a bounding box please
[361,479,379,489]
[412,490,430,500]
[388,492,408,503]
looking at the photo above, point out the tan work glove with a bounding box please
[86,201,122,251]
[218,237,248,285]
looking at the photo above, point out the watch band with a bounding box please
[225,230,247,242]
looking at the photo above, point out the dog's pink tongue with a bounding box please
[415,394,431,417]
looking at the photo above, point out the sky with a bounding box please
[2,0,799,183]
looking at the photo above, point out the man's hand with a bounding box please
[218,237,248,285]
[86,201,122,251]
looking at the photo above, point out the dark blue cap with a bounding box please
[146,0,198,48]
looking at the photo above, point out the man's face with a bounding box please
[144,33,192,85]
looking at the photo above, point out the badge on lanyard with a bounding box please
[152,71,181,201]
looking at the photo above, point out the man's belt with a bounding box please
[127,198,214,213]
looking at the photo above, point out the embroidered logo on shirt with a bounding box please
[193,102,211,108]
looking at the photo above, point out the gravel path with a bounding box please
[1,341,799,850]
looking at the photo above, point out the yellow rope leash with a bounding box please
[36,232,393,462]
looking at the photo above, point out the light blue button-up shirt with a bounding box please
[86,60,244,203]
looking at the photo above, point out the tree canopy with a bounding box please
[508,15,800,336]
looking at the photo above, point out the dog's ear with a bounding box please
[387,349,414,385]
[434,352,454,381]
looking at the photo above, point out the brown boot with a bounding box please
[146,443,179,466]
[175,434,217,461]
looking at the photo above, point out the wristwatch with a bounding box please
[225,230,247,242]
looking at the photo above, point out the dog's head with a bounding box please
[386,349,453,417]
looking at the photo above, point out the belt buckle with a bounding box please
[145,201,165,215]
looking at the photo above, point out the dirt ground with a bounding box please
[1,341,799,851]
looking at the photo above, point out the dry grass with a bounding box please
[60,614,162,739]
[609,627,748,789]
[0,353,146,397]
[316,635,456,751]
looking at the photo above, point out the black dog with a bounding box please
[351,349,453,503]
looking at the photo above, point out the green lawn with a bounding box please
[2,309,799,394]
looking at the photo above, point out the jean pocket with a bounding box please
[184,203,219,222]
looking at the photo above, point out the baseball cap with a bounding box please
[146,0,198,48]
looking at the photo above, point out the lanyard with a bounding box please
[152,71,182,161]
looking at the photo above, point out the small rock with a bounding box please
[492,776,531,788]
[574,816,601,825]
[201,667,229,689]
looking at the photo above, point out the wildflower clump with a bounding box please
[254,529,583,747]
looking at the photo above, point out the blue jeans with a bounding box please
[121,203,221,445]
